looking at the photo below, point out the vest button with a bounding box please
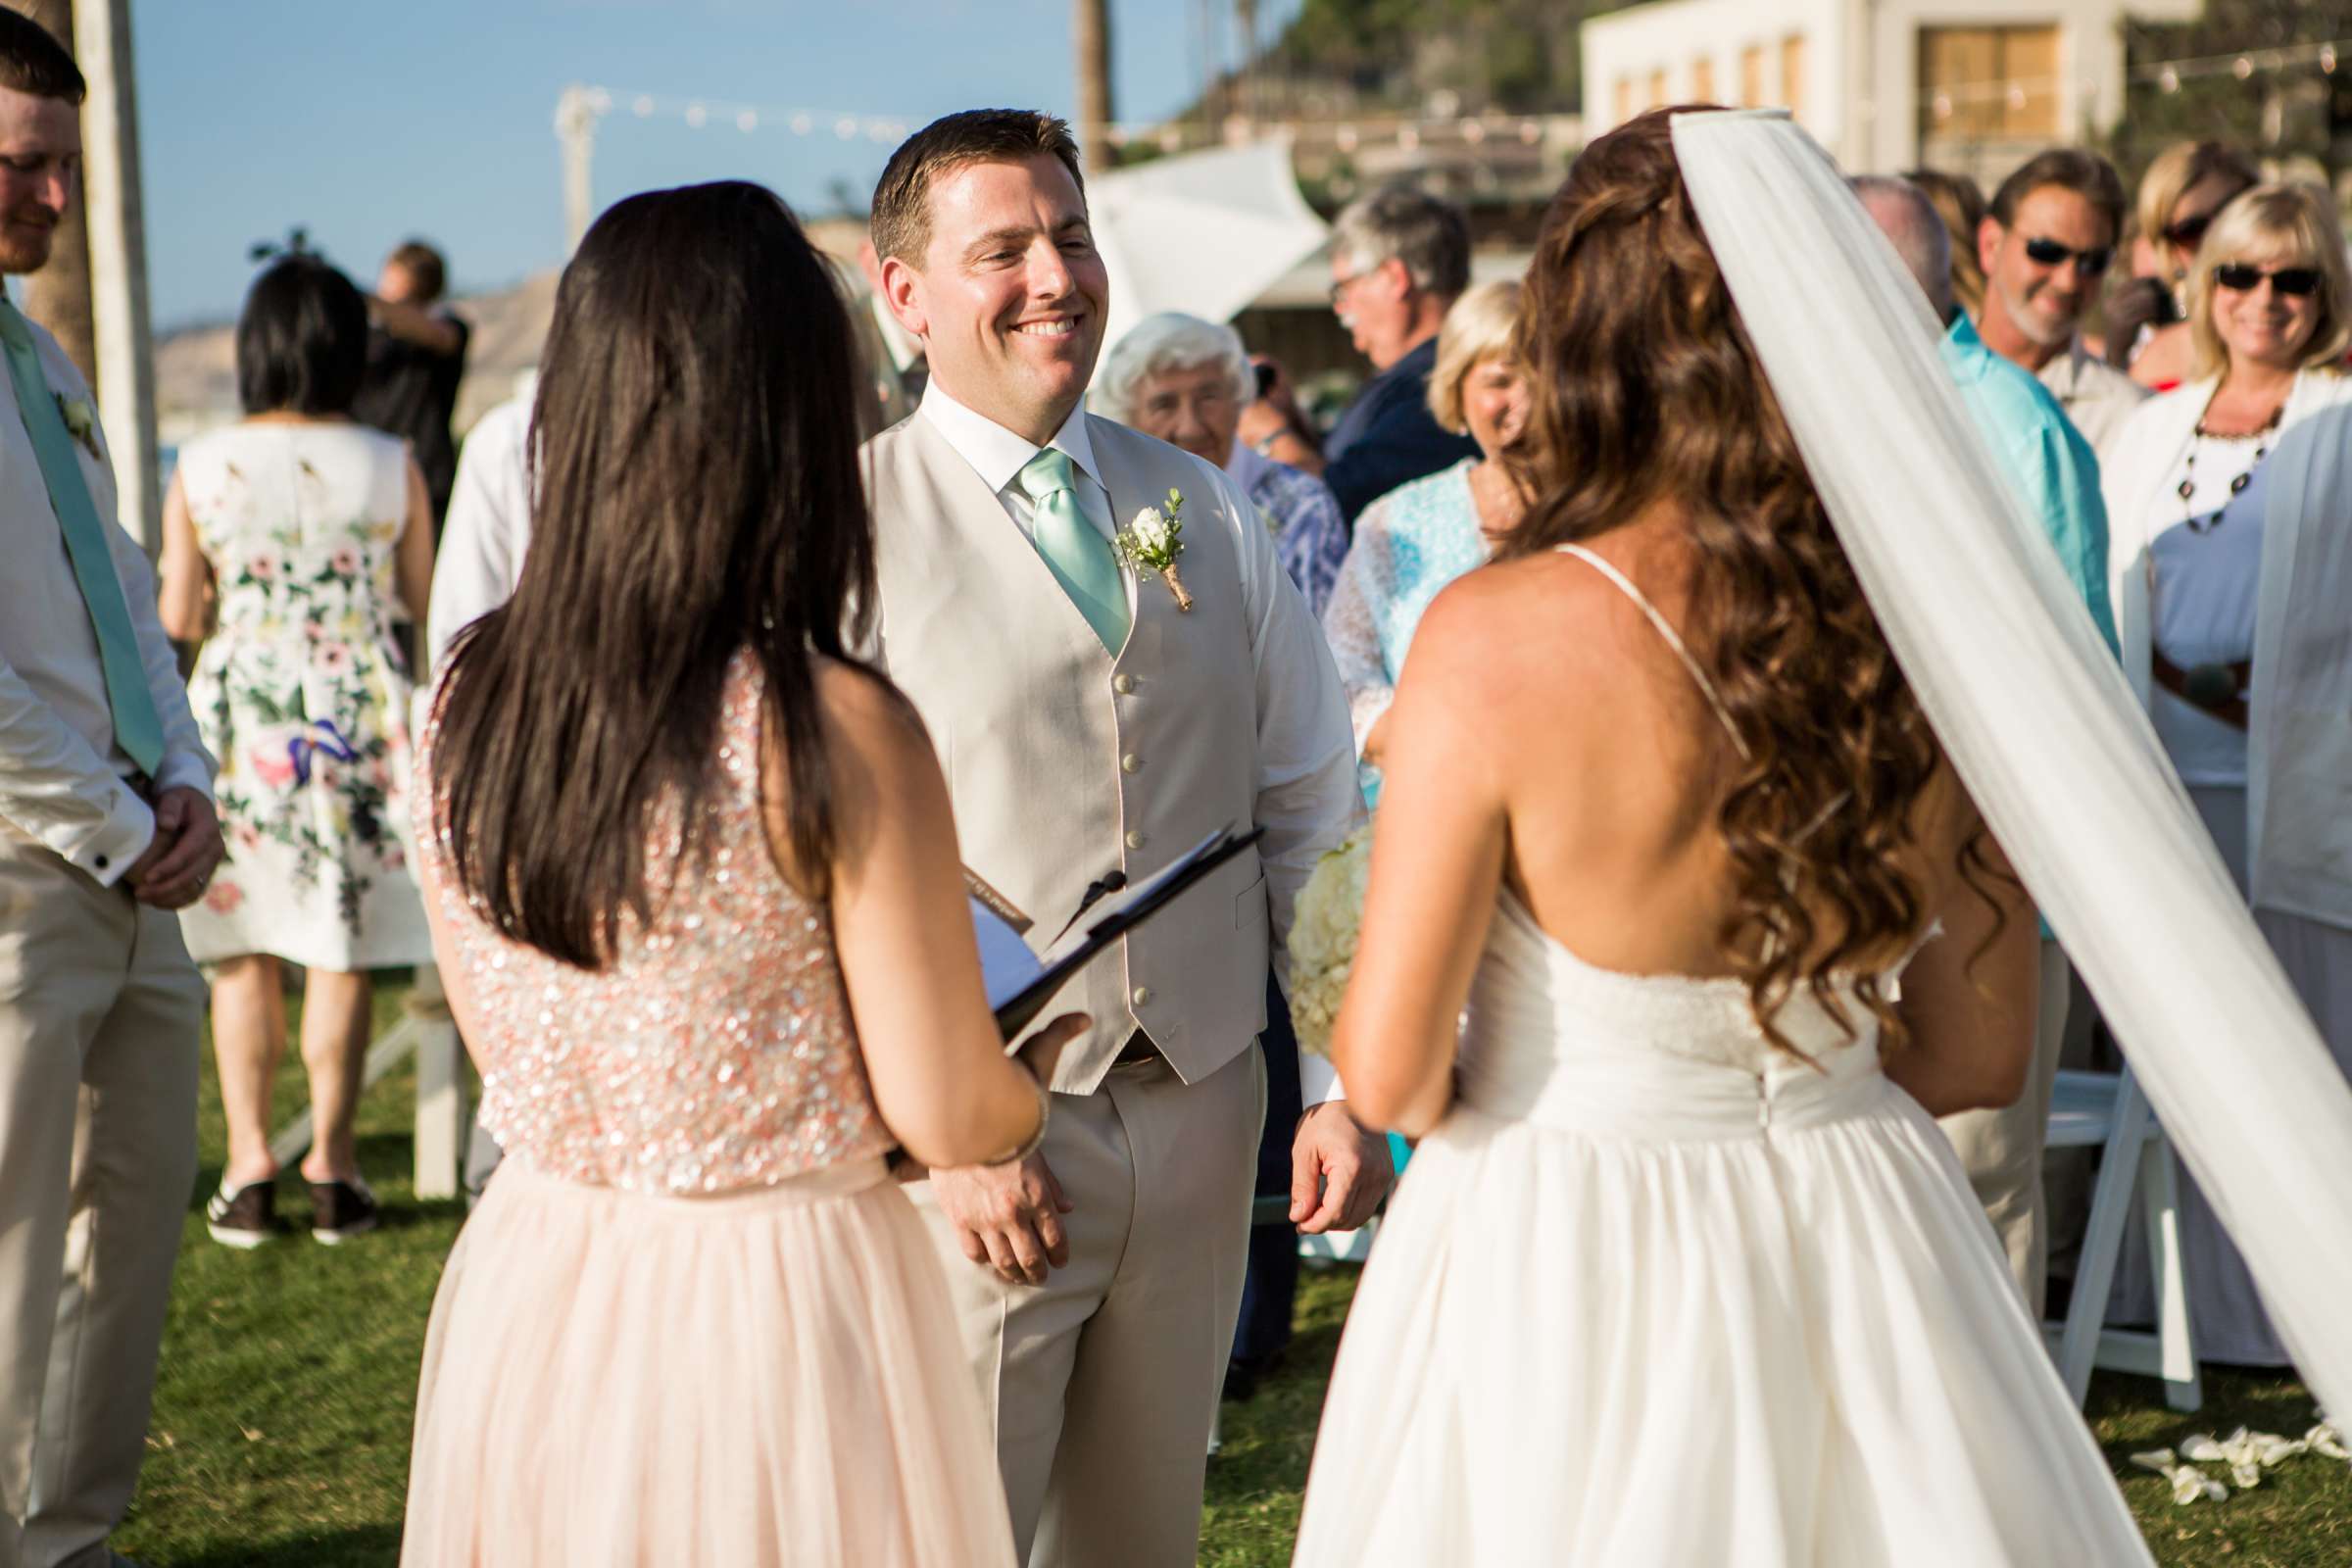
[1121,753,1142,773]
[1112,673,1136,695]
[1125,830,1146,850]
[1132,986,1152,1006]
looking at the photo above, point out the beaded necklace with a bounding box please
[2177,404,2282,534]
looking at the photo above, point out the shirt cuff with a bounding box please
[54,780,156,888]
[1298,1048,1343,1107]
[153,751,216,802]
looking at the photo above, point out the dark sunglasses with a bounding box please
[2164,213,2215,250]
[2021,236,2112,275]
[2212,263,2323,297]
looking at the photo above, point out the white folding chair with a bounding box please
[2042,1066,2202,1412]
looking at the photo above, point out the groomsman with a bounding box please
[0,15,220,1566]
[862,109,1388,1566]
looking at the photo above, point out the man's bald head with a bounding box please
[1851,173,1954,318]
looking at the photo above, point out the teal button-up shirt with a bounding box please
[1940,314,2120,656]
[1942,314,2118,941]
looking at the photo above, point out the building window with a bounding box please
[1648,68,1668,110]
[1780,33,1806,121]
[1740,44,1765,107]
[1615,74,1634,125]
[1918,24,2061,141]
[1692,55,1717,103]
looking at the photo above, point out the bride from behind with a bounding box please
[1292,111,2155,1565]
[399,182,1079,1566]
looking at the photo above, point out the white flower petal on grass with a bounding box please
[2129,1449,2228,1505]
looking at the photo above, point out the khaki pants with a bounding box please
[910,1043,1263,1568]
[1938,937,2070,1318]
[0,828,202,1568]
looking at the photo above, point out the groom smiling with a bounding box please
[862,109,1387,1565]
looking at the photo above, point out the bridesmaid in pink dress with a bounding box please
[399,182,1078,1567]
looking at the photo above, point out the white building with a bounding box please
[1581,0,2203,181]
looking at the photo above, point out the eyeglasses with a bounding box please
[2164,212,2216,251]
[2212,263,2322,297]
[1327,270,1368,309]
[2021,236,2113,276]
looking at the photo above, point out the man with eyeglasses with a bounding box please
[1975,149,2148,454]
[1240,185,1478,524]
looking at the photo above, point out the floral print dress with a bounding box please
[174,421,430,970]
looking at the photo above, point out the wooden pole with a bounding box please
[72,0,159,551]
[1074,0,1114,173]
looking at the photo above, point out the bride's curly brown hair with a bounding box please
[1499,107,2000,1055]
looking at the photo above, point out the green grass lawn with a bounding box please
[114,978,2352,1564]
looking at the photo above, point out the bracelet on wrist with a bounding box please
[987,1073,1052,1166]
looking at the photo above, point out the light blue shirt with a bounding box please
[1943,314,2119,942]
[1940,314,2120,657]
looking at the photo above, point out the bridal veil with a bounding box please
[1671,108,2352,1419]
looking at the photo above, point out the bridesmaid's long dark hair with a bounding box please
[433,181,883,968]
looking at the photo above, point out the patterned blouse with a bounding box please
[1229,440,1350,619]
[1321,458,1490,802]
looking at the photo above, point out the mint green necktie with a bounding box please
[0,300,164,774]
[1018,447,1130,655]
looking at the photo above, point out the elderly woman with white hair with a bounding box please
[1321,279,1529,802]
[1097,313,1350,615]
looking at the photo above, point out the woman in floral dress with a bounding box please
[158,254,434,1247]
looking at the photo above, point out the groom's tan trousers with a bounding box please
[0,826,202,1568]
[1938,936,2070,1317]
[910,1043,1263,1568]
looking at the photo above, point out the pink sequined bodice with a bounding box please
[417,653,891,1194]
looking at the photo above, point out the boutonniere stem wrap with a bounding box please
[1116,487,1193,612]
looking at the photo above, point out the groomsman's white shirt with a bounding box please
[426,391,535,677]
[911,384,1360,1103]
[0,322,212,885]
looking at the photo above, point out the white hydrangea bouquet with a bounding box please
[1287,823,1372,1057]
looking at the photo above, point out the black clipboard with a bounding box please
[993,823,1267,1041]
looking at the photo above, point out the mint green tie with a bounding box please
[1018,447,1130,655]
[0,301,164,774]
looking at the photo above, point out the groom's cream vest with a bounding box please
[866,412,1269,1095]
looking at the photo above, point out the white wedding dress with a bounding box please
[1292,892,2154,1566]
[1292,555,2155,1567]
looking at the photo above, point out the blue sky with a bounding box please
[133,0,1298,329]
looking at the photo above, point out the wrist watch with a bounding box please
[1253,432,1282,457]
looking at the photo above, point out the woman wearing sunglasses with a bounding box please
[2114,140,2260,391]
[2099,180,2352,1369]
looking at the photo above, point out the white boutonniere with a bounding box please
[1115,487,1194,612]
[54,393,98,461]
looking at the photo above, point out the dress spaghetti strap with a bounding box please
[1554,544,1750,760]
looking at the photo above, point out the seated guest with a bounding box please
[1099,311,1348,615]
[2101,182,2352,1363]
[1906,167,1990,318]
[1857,174,2115,1317]
[2117,142,2261,393]
[1322,279,1528,800]
[1242,185,1479,521]
[1974,149,2148,455]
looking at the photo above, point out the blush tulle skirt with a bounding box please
[400,1156,1014,1567]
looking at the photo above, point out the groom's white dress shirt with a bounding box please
[0,326,211,885]
[906,384,1358,1103]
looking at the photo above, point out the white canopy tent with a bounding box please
[1088,135,1331,357]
